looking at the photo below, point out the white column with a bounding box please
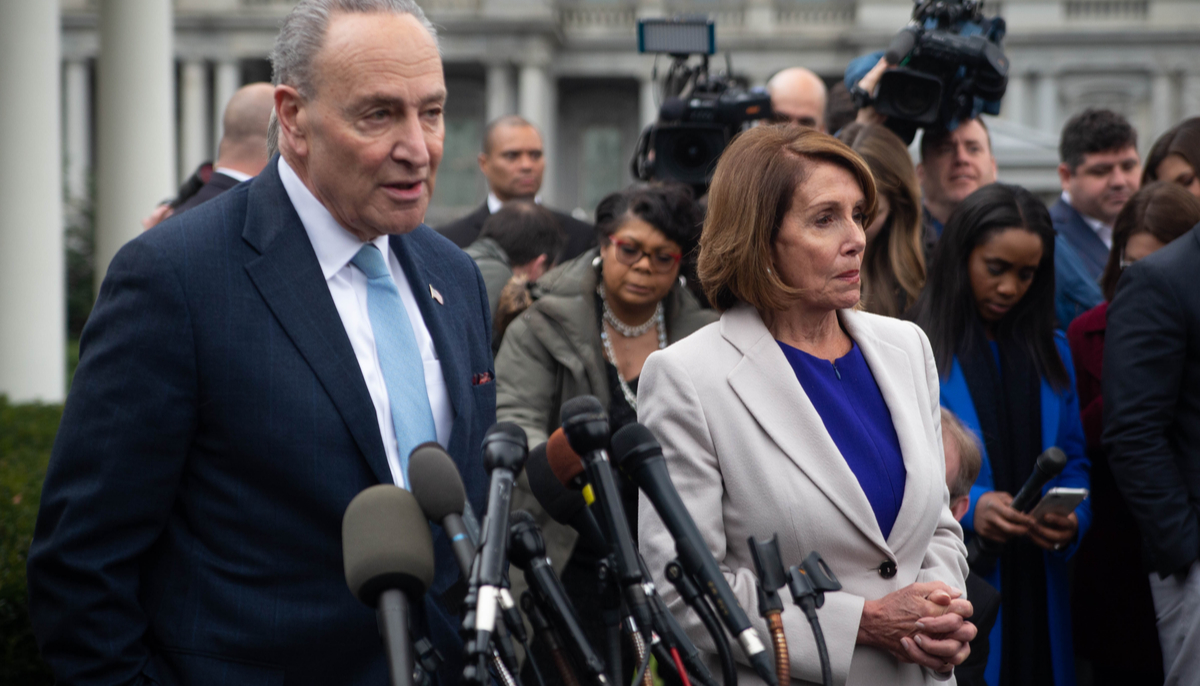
[1002,72,1028,127]
[179,60,209,181]
[1151,71,1174,141]
[0,1,66,401]
[1183,73,1200,119]
[519,63,557,205]
[94,0,174,294]
[486,63,514,123]
[212,59,240,156]
[63,59,91,210]
[639,76,658,130]
[1035,72,1058,135]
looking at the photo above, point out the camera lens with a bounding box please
[672,132,715,171]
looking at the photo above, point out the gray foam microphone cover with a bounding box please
[342,484,435,607]
[408,442,467,522]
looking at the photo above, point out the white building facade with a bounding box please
[1,0,1198,401]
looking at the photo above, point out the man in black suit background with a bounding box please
[437,115,595,260]
[27,2,494,685]
[1105,222,1200,685]
[1051,108,1142,326]
[174,82,276,214]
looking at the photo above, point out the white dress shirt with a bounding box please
[213,166,254,183]
[1062,190,1113,248]
[486,191,542,214]
[278,157,452,488]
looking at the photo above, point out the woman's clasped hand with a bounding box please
[858,582,976,673]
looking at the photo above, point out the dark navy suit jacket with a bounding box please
[1050,198,1106,328]
[28,157,495,686]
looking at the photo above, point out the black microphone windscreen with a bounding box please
[408,442,466,522]
[526,442,584,523]
[560,395,605,424]
[1039,447,1068,475]
[510,509,536,527]
[486,421,528,444]
[342,484,435,607]
[611,422,661,469]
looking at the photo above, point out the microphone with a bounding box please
[1011,447,1068,513]
[464,422,528,685]
[408,442,525,683]
[540,433,716,686]
[509,510,609,686]
[527,439,609,557]
[409,442,475,574]
[749,535,790,686]
[611,422,779,686]
[884,26,920,64]
[343,485,435,686]
[559,397,655,645]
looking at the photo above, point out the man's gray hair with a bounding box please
[266,0,439,155]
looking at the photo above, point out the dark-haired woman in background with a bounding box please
[910,183,1092,686]
[495,183,716,678]
[1068,181,1200,686]
[1142,117,1200,198]
[836,122,927,317]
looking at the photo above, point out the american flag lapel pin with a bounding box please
[429,284,444,305]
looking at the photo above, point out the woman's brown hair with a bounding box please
[1142,117,1200,187]
[837,122,926,317]
[698,125,877,313]
[1100,181,1200,301]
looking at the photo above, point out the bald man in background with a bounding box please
[766,67,828,132]
[174,82,276,214]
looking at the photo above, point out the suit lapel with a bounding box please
[841,311,933,553]
[390,230,470,447]
[722,305,890,551]
[242,160,393,485]
[1057,202,1109,277]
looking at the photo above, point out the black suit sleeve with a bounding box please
[1103,261,1195,577]
[27,237,196,685]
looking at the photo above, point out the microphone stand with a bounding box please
[522,591,580,686]
[786,552,842,686]
[665,560,737,686]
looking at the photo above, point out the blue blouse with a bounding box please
[778,340,908,539]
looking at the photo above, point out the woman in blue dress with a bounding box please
[910,183,1091,686]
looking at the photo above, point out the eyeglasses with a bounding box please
[607,236,683,274]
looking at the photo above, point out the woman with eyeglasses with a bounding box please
[494,182,716,675]
[1067,181,1200,686]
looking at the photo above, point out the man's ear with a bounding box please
[275,85,308,158]
[916,161,926,186]
[1057,162,1073,191]
[950,495,970,523]
[478,152,489,174]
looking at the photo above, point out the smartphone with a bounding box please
[1029,487,1089,520]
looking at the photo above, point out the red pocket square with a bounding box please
[472,372,494,386]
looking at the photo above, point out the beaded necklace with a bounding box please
[597,282,667,411]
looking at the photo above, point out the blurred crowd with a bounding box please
[125,19,1200,686]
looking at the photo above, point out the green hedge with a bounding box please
[0,396,59,684]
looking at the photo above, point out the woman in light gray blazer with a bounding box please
[637,126,973,686]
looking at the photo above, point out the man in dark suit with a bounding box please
[437,115,594,260]
[27,3,493,685]
[173,82,276,214]
[1105,222,1200,685]
[1051,108,1141,327]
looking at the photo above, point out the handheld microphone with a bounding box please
[1011,447,1068,513]
[612,422,779,686]
[527,439,609,557]
[509,510,609,685]
[408,442,475,574]
[343,485,435,686]
[749,535,790,686]
[464,423,528,685]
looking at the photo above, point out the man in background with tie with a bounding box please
[27,2,495,685]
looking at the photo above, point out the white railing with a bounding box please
[1063,0,1149,20]
[776,0,855,26]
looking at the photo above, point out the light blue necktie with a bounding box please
[350,243,437,486]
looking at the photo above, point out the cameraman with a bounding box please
[852,58,998,259]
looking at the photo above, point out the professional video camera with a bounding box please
[631,18,773,192]
[870,0,1009,142]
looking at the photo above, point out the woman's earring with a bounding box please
[592,255,602,268]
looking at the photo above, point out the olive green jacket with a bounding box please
[495,247,716,572]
